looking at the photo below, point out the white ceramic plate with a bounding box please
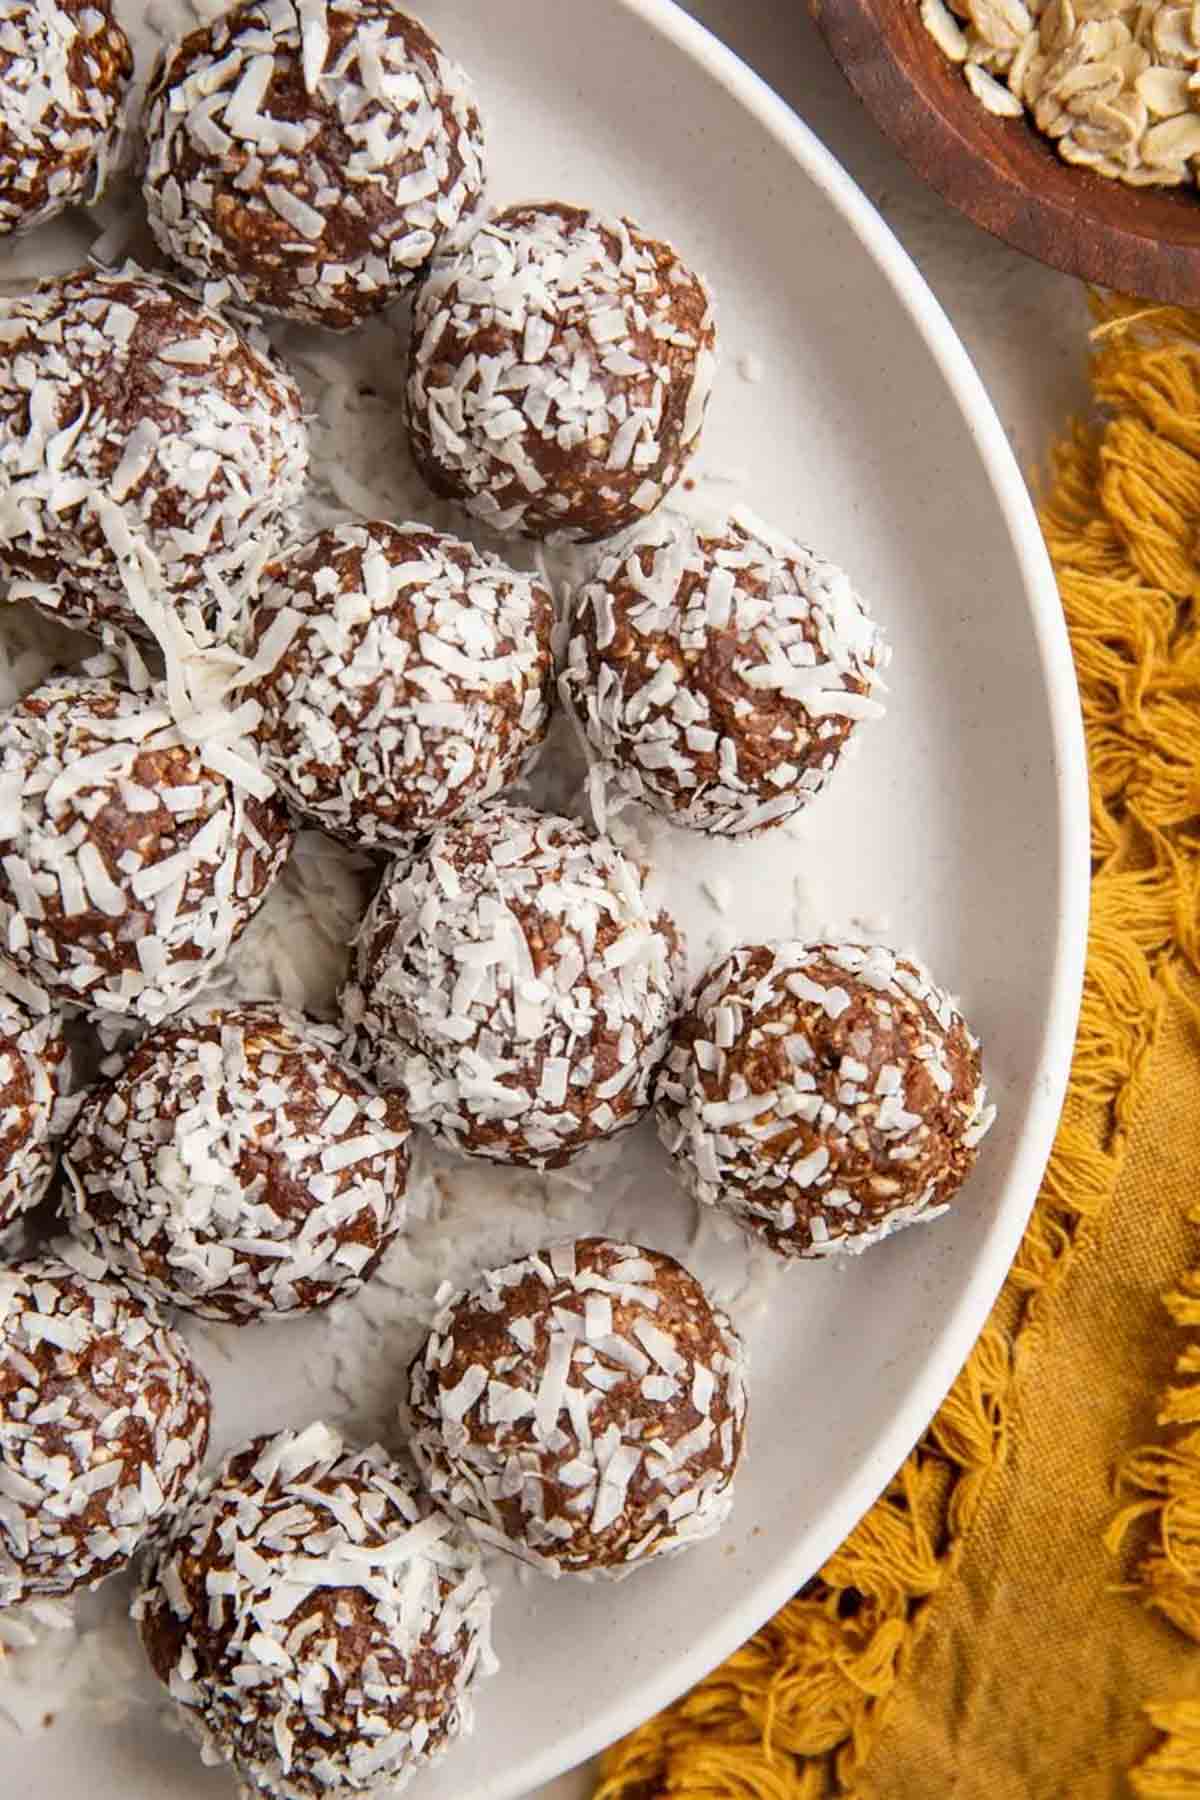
[0,1,1088,1796]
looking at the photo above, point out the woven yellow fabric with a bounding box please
[594,296,1200,1800]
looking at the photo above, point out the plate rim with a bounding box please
[485,1,1091,1792]
[0,2,1090,1791]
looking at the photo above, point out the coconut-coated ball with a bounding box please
[0,961,70,1232]
[0,1250,211,1605]
[141,0,486,330]
[64,1001,411,1322]
[134,1423,495,1798]
[0,672,294,1023]
[0,267,308,644]
[407,201,716,540]
[340,804,685,1167]
[0,0,132,238]
[408,1236,747,1576]
[246,520,553,848]
[561,508,887,835]
[656,940,996,1258]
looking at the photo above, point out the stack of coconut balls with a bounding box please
[0,0,997,1794]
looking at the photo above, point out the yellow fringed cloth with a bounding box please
[594,296,1200,1800]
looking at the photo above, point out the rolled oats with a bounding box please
[965,60,1028,107]
[920,0,1200,190]
[922,0,971,60]
[1142,106,1200,154]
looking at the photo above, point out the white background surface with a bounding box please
[528,3,1089,1797]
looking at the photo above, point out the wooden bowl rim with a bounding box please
[810,0,1200,303]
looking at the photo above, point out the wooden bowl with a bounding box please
[809,0,1200,302]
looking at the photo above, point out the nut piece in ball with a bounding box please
[408,1236,747,1577]
[340,803,685,1168]
[0,267,308,643]
[0,961,70,1233]
[0,1252,211,1606]
[141,0,486,331]
[656,941,996,1259]
[0,0,132,237]
[407,201,717,541]
[561,508,887,836]
[64,1002,411,1323]
[0,672,294,1023]
[246,521,553,848]
[134,1423,495,1799]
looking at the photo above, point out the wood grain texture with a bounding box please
[809,0,1200,302]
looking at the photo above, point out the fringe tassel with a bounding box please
[1131,1702,1200,1798]
[596,293,1200,1800]
[1086,303,1200,1793]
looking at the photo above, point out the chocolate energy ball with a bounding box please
[656,941,997,1260]
[0,267,308,643]
[246,520,554,849]
[0,1252,211,1606]
[0,0,132,237]
[141,0,486,332]
[340,804,685,1168]
[64,1002,411,1323]
[561,508,888,836]
[0,672,294,1023]
[407,201,717,541]
[408,1237,747,1577]
[0,961,69,1232]
[134,1423,495,1799]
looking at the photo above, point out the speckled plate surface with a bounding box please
[0,0,1088,1796]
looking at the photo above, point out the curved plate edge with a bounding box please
[483,3,1091,1794]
